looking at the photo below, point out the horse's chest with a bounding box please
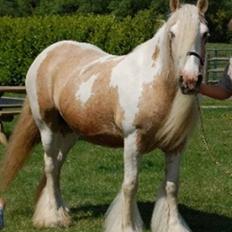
[134,84,175,153]
[135,90,197,154]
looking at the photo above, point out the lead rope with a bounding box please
[195,96,232,177]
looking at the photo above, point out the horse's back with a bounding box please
[25,40,124,146]
[25,41,104,124]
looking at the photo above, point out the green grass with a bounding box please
[0,99,231,232]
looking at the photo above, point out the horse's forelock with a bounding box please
[166,4,203,61]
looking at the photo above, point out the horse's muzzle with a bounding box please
[179,75,203,95]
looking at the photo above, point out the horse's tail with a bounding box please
[0,98,40,192]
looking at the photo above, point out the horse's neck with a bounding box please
[129,25,170,72]
[132,25,198,143]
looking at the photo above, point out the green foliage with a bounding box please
[207,0,232,43]
[108,0,151,18]
[0,0,231,42]
[0,11,160,85]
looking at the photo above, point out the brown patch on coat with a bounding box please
[36,42,105,134]
[58,58,124,148]
[136,83,198,154]
[134,73,177,154]
[152,46,160,67]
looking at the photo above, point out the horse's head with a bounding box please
[167,0,209,94]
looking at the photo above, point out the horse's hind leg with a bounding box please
[104,132,143,232]
[33,124,76,228]
[151,152,191,232]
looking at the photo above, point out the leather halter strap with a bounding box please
[187,51,204,66]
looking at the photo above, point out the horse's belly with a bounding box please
[59,82,123,148]
[64,112,123,148]
[82,134,123,148]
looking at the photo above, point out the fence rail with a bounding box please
[205,49,232,84]
[0,87,25,145]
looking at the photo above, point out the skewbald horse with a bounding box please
[0,0,209,231]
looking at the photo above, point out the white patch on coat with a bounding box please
[77,41,105,53]
[110,31,164,135]
[75,74,98,105]
[79,54,115,75]
[183,53,199,77]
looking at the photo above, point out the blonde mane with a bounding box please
[166,4,200,66]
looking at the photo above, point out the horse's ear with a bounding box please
[170,0,180,12]
[197,0,208,14]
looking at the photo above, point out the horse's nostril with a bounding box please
[196,74,203,86]
[198,74,203,80]
[179,75,183,83]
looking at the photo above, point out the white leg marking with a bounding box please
[33,127,76,228]
[104,132,143,232]
[151,153,191,232]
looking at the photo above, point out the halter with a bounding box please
[187,51,204,66]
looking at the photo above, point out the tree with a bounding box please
[108,0,151,17]
[0,0,17,16]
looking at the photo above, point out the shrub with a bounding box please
[0,11,161,85]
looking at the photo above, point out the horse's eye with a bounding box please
[203,32,210,39]
[169,31,175,39]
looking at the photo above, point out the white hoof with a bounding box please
[104,193,143,232]
[32,188,71,228]
[123,227,141,232]
[33,206,71,228]
[151,197,191,232]
[168,216,191,232]
[168,224,191,232]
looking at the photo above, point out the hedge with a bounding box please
[0,11,162,85]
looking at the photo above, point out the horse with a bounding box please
[0,0,209,231]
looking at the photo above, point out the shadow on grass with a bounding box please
[71,201,232,232]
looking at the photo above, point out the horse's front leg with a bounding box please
[151,152,191,232]
[104,132,143,232]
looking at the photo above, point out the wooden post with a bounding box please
[0,122,7,146]
[203,53,208,83]
[0,86,26,94]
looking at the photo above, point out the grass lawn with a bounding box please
[0,98,231,232]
